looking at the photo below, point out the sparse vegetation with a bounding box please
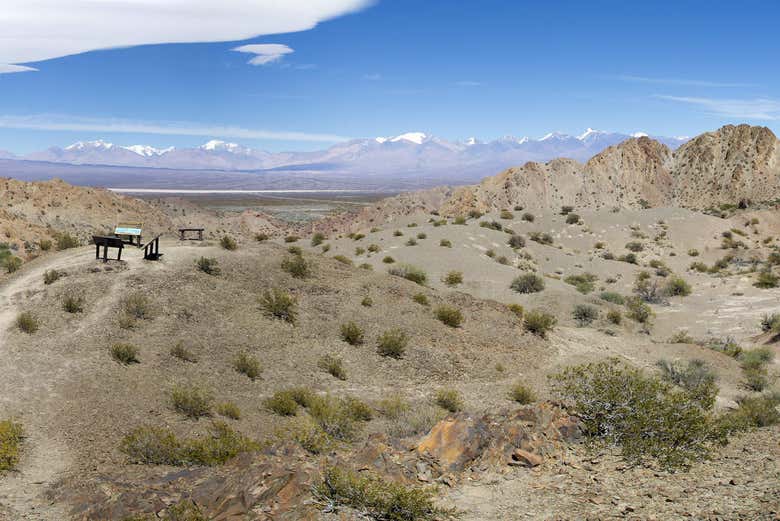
[63,294,85,313]
[565,213,581,225]
[340,321,365,345]
[281,254,311,278]
[284,235,300,243]
[508,234,526,249]
[388,263,427,285]
[377,329,409,358]
[529,231,553,245]
[439,239,452,248]
[333,254,353,265]
[510,273,545,293]
[522,212,535,222]
[754,269,779,288]
[170,342,197,363]
[259,288,297,324]
[318,354,347,380]
[0,420,23,473]
[110,343,139,364]
[606,309,622,325]
[599,291,624,305]
[310,232,325,246]
[55,232,80,250]
[171,384,213,419]
[442,270,463,286]
[434,304,463,327]
[43,269,61,285]
[564,272,597,294]
[4,256,21,273]
[508,382,536,404]
[523,310,557,338]
[233,352,261,380]
[665,276,692,297]
[220,235,238,250]
[434,388,464,412]
[313,467,449,521]
[413,293,429,306]
[15,311,38,334]
[572,304,598,326]
[196,256,220,275]
[500,209,514,219]
[382,256,395,264]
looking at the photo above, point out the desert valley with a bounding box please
[0,124,779,520]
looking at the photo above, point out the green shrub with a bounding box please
[599,291,624,305]
[55,232,80,250]
[439,239,452,248]
[507,303,524,318]
[508,382,536,404]
[434,388,464,412]
[284,235,300,243]
[606,309,622,325]
[510,273,545,293]
[500,210,514,220]
[521,213,535,222]
[412,293,429,306]
[551,359,721,470]
[405,238,418,246]
[255,233,269,242]
[529,231,553,245]
[572,304,598,326]
[170,342,197,363]
[377,329,409,359]
[564,272,598,294]
[388,264,427,285]
[625,241,644,252]
[688,248,699,257]
[368,243,380,253]
[382,256,395,264]
[15,311,38,334]
[313,467,449,521]
[111,343,139,364]
[120,421,260,466]
[625,296,653,325]
[288,245,302,255]
[43,269,61,285]
[480,220,503,231]
[393,230,403,237]
[416,232,427,240]
[39,239,52,251]
[259,288,297,324]
[442,270,463,287]
[523,310,557,338]
[565,213,581,225]
[233,352,261,380]
[220,235,238,250]
[4,256,22,273]
[265,391,300,416]
[760,313,780,333]
[307,395,363,441]
[665,276,692,297]
[618,253,638,264]
[689,261,708,273]
[435,305,463,328]
[754,270,779,288]
[281,255,311,278]
[310,232,326,247]
[333,254,353,265]
[63,294,84,313]
[171,384,213,419]
[340,321,365,345]
[122,292,153,320]
[0,420,23,472]
[508,235,526,248]
[656,359,717,400]
[720,394,780,429]
[318,354,347,380]
[196,256,220,275]
[361,296,373,307]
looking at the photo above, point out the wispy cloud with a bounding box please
[455,81,483,87]
[614,74,758,88]
[0,114,350,142]
[232,44,294,66]
[655,95,780,120]
[0,64,37,74]
[0,0,373,73]
[363,73,382,81]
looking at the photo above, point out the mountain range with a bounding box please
[0,130,690,190]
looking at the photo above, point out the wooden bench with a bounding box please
[114,222,143,246]
[142,234,163,261]
[179,227,204,241]
[92,235,124,263]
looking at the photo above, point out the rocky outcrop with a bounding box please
[51,405,581,520]
[423,125,780,217]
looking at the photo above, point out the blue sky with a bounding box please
[0,0,778,153]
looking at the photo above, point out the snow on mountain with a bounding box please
[123,145,173,157]
[14,130,691,182]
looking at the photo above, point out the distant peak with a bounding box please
[540,131,570,141]
[123,145,173,157]
[65,139,114,151]
[631,132,649,138]
[578,128,607,140]
[390,132,427,144]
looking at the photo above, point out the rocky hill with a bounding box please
[440,124,779,216]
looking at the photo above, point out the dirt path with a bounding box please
[0,248,131,520]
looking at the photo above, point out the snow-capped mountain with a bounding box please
[14,130,690,185]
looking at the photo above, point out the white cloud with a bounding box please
[0,114,350,143]
[0,64,38,74]
[655,95,780,120]
[0,0,373,73]
[233,44,294,66]
[614,75,758,88]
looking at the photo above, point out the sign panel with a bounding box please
[114,226,142,236]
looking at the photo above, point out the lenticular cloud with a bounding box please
[0,0,372,73]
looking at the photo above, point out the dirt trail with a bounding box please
[0,248,137,520]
